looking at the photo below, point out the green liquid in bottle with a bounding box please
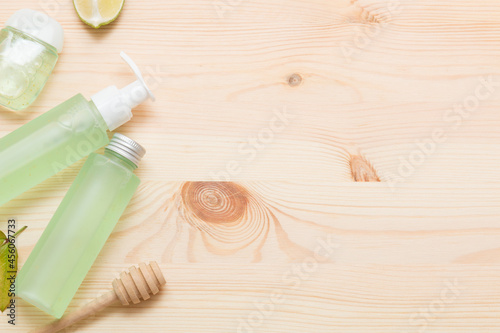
[0,52,155,207]
[0,94,109,206]
[17,143,141,318]
[0,27,59,111]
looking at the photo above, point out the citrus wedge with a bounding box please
[74,0,125,29]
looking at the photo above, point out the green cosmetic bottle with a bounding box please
[0,52,155,207]
[17,133,145,318]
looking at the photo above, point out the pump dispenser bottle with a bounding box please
[0,52,155,206]
[17,133,145,318]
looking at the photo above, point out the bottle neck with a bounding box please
[87,99,110,131]
[104,149,138,171]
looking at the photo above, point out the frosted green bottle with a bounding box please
[0,52,155,206]
[17,134,145,318]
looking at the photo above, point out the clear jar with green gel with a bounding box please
[17,134,145,318]
[0,9,64,111]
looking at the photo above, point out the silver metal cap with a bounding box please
[105,133,146,167]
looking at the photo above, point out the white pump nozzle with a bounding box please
[91,52,156,131]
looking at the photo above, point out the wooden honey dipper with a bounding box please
[31,261,166,333]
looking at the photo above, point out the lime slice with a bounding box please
[74,0,125,29]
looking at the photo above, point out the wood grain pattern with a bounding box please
[1,0,500,331]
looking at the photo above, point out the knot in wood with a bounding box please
[288,73,302,87]
[181,182,248,224]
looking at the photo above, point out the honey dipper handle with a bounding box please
[30,290,118,333]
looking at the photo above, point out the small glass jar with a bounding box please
[0,9,63,111]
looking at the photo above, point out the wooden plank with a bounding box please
[0,0,499,331]
[1,0,500,183]
[9,264,500,332]
[1,180,500,331]
[4,181,500,265]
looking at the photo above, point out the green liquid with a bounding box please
[17,150,140,318]
[0,27,58,111]
[0,94,109,206]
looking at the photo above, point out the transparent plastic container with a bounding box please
[0,9,64,111]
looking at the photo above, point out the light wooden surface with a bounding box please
[1,0,500,331]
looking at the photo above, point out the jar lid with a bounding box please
[105,133,146,167]
[6,9,64,53]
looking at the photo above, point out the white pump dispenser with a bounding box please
[91,52,156,131]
